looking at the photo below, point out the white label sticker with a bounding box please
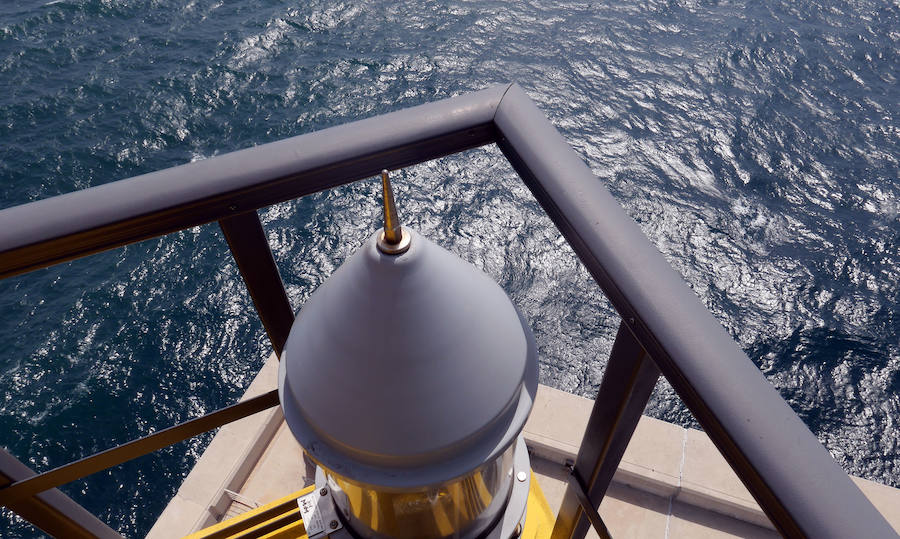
[297,491,325,536]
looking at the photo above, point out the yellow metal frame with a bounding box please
[187,473,554,539]
[184,485,315,539]
[521,472,555,539]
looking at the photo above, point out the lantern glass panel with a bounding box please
[325,440,518,539]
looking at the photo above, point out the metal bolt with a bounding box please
[516,471,527,482]
[329,520,339,529]
[320,487,328,496]
[228,204,238,211]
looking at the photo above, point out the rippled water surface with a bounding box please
[1,0,898,536]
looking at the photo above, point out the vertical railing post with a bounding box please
[551,321,661,539]
[218,211,294,357]
[1,448,121,538]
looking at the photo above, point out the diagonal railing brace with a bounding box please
[0,390,279,506]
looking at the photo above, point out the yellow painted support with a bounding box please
[187,470,554,539]
[184,485,314,539]
[522,472,554,539]
[254,519,307,539]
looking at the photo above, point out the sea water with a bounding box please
[1,0,898,536]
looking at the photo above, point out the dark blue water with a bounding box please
[1,0,897,536]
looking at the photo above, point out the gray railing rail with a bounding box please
[0,84,894,538]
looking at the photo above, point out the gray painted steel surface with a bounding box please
[219,212,295,356]
[0,85,506,279]
[0,84,894,538]
[551,322,660,539]
[494,84,895,538]
[278,229,539,488]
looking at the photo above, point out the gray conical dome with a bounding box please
[278,228,538,488]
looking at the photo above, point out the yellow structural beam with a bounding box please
[184,485,314,539]
[186,473,554,539]
[521,472,555,539]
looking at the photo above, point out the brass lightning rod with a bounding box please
[376,169,411,255]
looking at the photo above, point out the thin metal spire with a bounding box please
[381,169,402,244]
[377,169,411,255]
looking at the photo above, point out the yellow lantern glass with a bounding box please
[324,441,518,539]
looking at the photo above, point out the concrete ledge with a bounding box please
[613,414,684,499]
[522,384,900,534]
[148,353,283,539]
[524,385,683,500]
[152,378,900,536]
[852,476,900,533]
[679,427,771,529]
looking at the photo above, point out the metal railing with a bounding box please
[0,84,894,538]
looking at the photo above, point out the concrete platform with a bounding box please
[149,354,900,538]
